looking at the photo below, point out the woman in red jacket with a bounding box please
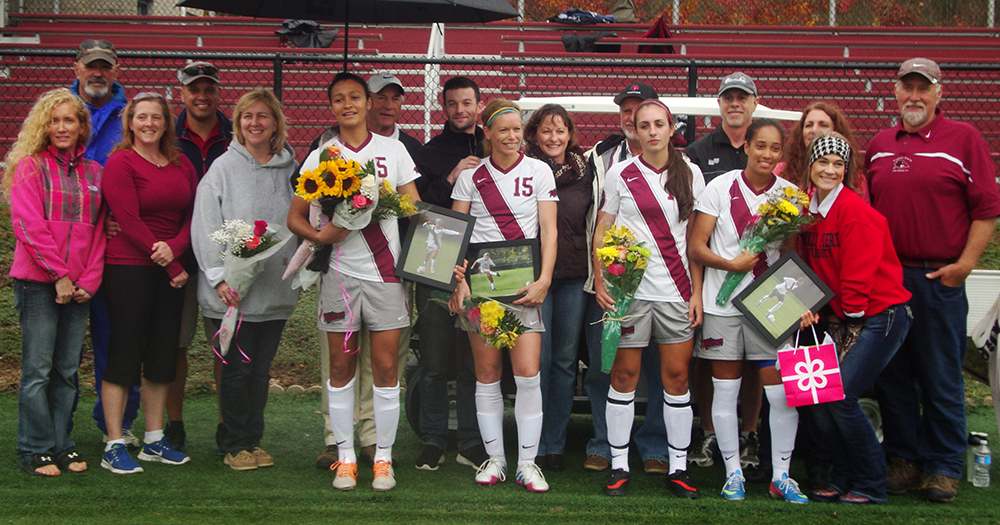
[5,88,106,476]
[798,131,912,505]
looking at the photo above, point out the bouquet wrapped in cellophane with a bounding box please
[715,187,815,307]
[595,225,650,372]
[462,298,527,350]
[294,144,379,230]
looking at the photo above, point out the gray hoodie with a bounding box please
[191,139,300,322]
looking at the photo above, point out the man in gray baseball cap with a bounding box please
[367,72,422,160]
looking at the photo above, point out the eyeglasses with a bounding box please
[182,64,218,78]
[134,92,166,100]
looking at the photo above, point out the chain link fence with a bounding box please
[6,0,998,27]
[2,50,999,167]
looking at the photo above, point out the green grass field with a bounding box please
[742,276,810,340]
[2,393,1000,524]
[469,266,536,299]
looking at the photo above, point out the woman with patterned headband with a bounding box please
[100,92,197,474]
[448,98,558,492]
[593,99,705,498]
[797,131,911,505]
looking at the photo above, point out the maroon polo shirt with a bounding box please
[865,110,1000,261]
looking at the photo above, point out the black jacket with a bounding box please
[414,124,485,208]
[175,109,233,179]
[683,125,746,183]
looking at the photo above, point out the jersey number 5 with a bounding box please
[375,157,388,178]
[512,177,533,197]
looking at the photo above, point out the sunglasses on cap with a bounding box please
[79,39,114,50]
[182,64,219,78]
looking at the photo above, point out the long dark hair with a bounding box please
[635,101,694,220]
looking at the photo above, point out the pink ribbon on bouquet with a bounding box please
[211,309,251,365]
[333,246,357,354]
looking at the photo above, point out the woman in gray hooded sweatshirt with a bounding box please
[191,89,299,471]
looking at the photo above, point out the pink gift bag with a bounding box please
[776,328,846,408]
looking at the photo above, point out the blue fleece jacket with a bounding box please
[70,80,127,166]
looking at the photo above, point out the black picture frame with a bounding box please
[465,238,541,303]
[395,203,476,292]
[733,250,835,346]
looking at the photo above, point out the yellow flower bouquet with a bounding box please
[597,225,651,372]
[465,298,526,350]
[294,144,379,230]
[715,186,815,306]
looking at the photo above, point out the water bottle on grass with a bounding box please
[973,438,991,488]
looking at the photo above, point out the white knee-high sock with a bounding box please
[764,384,798,480]
[663,390,693,475]
[372,383,400,464]
[711,377,742,477]
[476,380,505,460]
[327,377,357,464]
[514,373,543,466]
[606,386,635,472]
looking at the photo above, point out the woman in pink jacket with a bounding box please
[4,88,106,476]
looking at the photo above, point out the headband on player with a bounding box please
[809,134,851,166]
[634,99,673,127]
[486,107,519,127]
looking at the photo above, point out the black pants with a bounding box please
[215,318,287,454]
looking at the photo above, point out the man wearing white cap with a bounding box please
[868,57,1000,503]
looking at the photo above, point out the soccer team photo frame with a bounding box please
[733,251,835,346]
[465,238,541,303]
[396,203,476,292]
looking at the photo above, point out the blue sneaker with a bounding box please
[770,473,809,504]
[101,443,143,475]
[721,470,746,500]
[138,438,191,465]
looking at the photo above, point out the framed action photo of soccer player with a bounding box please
[465,238,541,303]
[396,203,476,292]
[733,251,834,346]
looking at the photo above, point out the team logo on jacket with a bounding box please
[322,311,346,323]
[892,156,912,173]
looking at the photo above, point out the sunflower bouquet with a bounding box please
[464,298,527,350]
[715,186,814,306]
[294,144,379,230]
[595,225,651,372]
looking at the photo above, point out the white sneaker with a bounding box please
[103,429,141,449]
[515,462,550,493]
[474,457,507,486]
[372,460,396,492]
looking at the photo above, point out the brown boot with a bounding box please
[886,457,921,494]
[923,474,958,503]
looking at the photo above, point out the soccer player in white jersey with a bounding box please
[287,72,420,493]
[448,99,558,492]
[470,252,500,290]
[593,100,705,498]
[417,218,460,274]
[689,119,808,504]
[757,276,804,322]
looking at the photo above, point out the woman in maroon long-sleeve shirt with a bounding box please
[99,93,197,474]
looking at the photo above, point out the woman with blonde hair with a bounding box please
[6,88,105,476]
[99,92,197,474]
[449,98,558,492]
[192,88,299,471]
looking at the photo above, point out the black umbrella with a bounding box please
[177,0,519,69]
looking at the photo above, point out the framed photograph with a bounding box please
[396,203,476,292]
[733,251,835,346]
[466,238,541,303]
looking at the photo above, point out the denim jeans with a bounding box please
[875,267,968,479]
[811,305,911,503]
[583,294,669,461]
[88,289,140,434]
[415,284,481,452]
[539,278,587,455]
[15,279,90,458]
[220,319,286,454]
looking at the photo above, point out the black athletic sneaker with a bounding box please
[414,445,445,471]
[604,468,630,497]
[456,444,490,471]
[164,421,186,451]
[667,470,699,499]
